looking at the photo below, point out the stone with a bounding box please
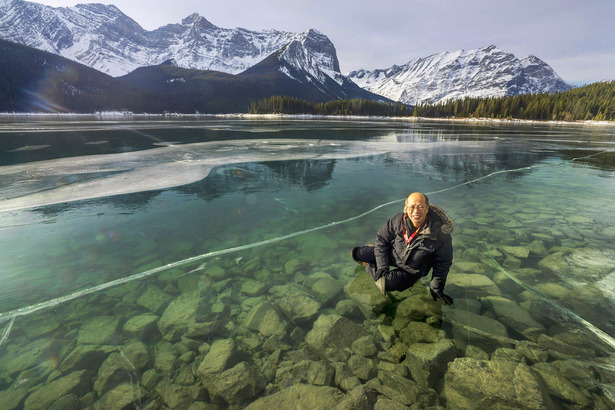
[136,286,172,315]
[441,307,509,348]
[197,338,238,384]
[532,283,572,299]
[347,273,392,314]
[552,359,598,389]
[275,360,312,388]
[93,383,143,410]
[351,336,378,357]
[464,345,489,360]
[305,314,370,353]
[500,245,530,259]
[77,315,121,345]
[122,313,160,340]
[207,361,266,406]
[245,384,344,410]
[348,354,377,381]
[537,252,569,275]
[156,383,203,408]
[155,350,177,374]
[480,296,545,334]
[47,393,79,410]
[373,398,411,409]
[273,285,321,325]
[121,341,151,370]
[532,362,593,406]
[60,344,114,373]
[244,302,286,337]
[335,385,371,410]
[445,274,502,298]
[141,369,160,391]
[94,352,133,395]
[515,342,548,365]
[240,279,266,296]
[311,277,344,304]
[340,376,362,392]
[0,338,62,377]
[372,370,437,407]
[398,321,445,345]
[0,386,29,410]
[404,339,457,387]
[391,294,439,332]
[24,370,87,410]
[307,361,335,386]
[335,299,365,321]
[157,290,210,342]
[443,358,550,409]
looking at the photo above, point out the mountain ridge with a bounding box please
[348,45,573,105]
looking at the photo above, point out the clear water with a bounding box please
[1,116,614,408]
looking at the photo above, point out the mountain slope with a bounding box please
[348,45,573,105]
[0,0,337,78]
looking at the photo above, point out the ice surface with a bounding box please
[0,138,447,212]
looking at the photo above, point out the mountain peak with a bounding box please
[181,13,217,29]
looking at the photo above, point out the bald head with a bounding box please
[404,192,430,227]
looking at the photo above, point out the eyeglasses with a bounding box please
[406,204,427,212]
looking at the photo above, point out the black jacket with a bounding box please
[374,204,454,292]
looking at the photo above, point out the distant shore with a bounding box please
[1,111,614,127]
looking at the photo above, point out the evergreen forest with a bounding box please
[413,81,615,121]
[248,96,412,117]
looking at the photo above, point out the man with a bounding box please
[351,192,454,304]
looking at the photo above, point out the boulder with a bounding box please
[445,274,501,298]
[93,352,133,395]
[480,296,545,335]
[136,286,172,314]
[391,294,439,332]
[351,336,378,357]
[207,361,265,406]
[404,339,457,387]
[532,362,593,407]
[272,284,321,325]
[1,339,62,376]
[24,370,88,410]
[157,290,210,341]
[156,383,204,408]
[77,316,120,345]
[92,383,143,410]
[60,344,114,373]
[0,386,29,410]
[244,302,286,337]
[122,313,159,340]
[245,384,344,410]
[311,277,343,304]
[371,370,437,407]
[305,314,370,353]
[197,338,238,385]
[121,341,151,370]
[348,354,377,381]
[443,358,551,409]
[441,307,509,348]
[347,273,392,314]
[398,322,445,345]
[334,385,371,410]
[240,279,267,296]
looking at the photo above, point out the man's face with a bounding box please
[406,195,429,227]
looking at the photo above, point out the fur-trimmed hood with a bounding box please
[427,204,454,235]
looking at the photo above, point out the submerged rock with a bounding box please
[347,272,392,314]
[245,383,344,409]
[305,314,369,353]
[445,274,501,298]
[443,357,550,409]
[122,313,159,340]
[532,362,593,407]
[136,285,172,314]
[244,302,287,337]
[24,370,88,410]
[207,361,265,406]
[77,316,121,345]
[398,321,445,345]
[441,308,509,348]
[370,370,437,407]
[480,295,545,335]
[157,290,211,342]
[92,382,143,410]
[404,339,457,388]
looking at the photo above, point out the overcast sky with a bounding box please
[36,0,614,85]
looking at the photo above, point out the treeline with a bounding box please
[413,81,615,121]
[248,96,412,116]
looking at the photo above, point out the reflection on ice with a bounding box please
[0,139,456,212]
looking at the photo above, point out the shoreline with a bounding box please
[1,111,614,127]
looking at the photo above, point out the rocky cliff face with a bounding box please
[348,45,573,105]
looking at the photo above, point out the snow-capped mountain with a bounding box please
[0,0,340,80]
[348,45,573,105]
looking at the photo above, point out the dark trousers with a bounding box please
[352,245,423,292]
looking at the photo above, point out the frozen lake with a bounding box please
[1,116,615,408]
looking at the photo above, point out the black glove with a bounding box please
[430,288,453,305]
[375,267,388,280]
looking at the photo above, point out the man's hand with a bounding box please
[430,288,453,305]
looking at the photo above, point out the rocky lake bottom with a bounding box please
[0,118,614,409]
